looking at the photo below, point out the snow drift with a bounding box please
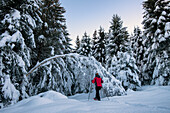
[1,86,170,113]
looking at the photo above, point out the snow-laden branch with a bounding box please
[26,53,79,77]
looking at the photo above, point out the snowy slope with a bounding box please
[1,86,170,113]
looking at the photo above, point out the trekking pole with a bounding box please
[106,91,110,100]
[103,87,109,100]
[88,74,92,101]
[88,83,92,101]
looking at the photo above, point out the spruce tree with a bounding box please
[0,0,73,107]
[91,30,98,56]
[142,0,170,85]
[131,27,146,85]
[27,0,73,96]
[108,38,141,90]
[106,14,141,90]
[106,14,129,70]
[62,24,72,54]
[0,0,41,107]
[91,27,106,66]
[78,32,92,56]
[74,36,80,53]
[113,51,141,90]
[35,0,72,61]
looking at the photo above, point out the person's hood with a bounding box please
[96,74,100,78]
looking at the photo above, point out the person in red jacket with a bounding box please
[92,73,104,101]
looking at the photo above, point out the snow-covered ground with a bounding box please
[1,86,170,113]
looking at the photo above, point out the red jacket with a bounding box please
[92,77,103,87]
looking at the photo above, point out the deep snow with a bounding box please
[1,86,170,113]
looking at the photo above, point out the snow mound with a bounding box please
[38,90,68,100]
[14,91,68,108]
[23,97,54,107]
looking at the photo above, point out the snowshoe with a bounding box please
[93,98,100,101]
[93,98,97,100]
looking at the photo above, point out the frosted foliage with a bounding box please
[2,75,20,105]
[152,55,170,85]
[157,16,165,24]
[0,56,4,77]
[151,19,157,24]
[29,34,36,48]
[0,31,25,48]
[165,22,170,38]
[21,81,29,99]
[153,57,160,79]
[1,9,21,27]
[155,76,165,86]
[16,54,25,67]
[38,35,45,42]
[165,22,170,31]
[0,0,71,108]
[44,22,48,27]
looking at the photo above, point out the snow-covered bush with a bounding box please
[108,51,141,91]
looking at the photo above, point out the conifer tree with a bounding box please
[91,27,106,66]
[108,37,141,90]
[112,51,141,90]
[91,30,98,55]
[0,0,41,107]
[142,0,170,85]
[62,24,72,54]
[0,0,73,107]
[75,36,80,53]
[131,27,146,85]
[78,32,92,56]
[35,0,72,61]
[27,0,73,97]
[106,14,141,90]
[106,14,129,70]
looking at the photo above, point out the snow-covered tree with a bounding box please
[34,0,72,61]
[62,24,72,54]
[106,14,141,90]
[91,30,98,55]
[108,48,141,90]
[130,27,146,85]
[0,0,41,107]
[0,0,72,108]
[74,36,81,53]
[91,27,106,66]
[142,0,170,85]
[78,32,92,56]
[106,14,129,70]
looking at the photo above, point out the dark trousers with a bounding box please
[95,86,101,101]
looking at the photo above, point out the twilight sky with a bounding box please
[60,0,144,45]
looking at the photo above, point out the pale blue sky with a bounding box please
[60,0,143,44]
